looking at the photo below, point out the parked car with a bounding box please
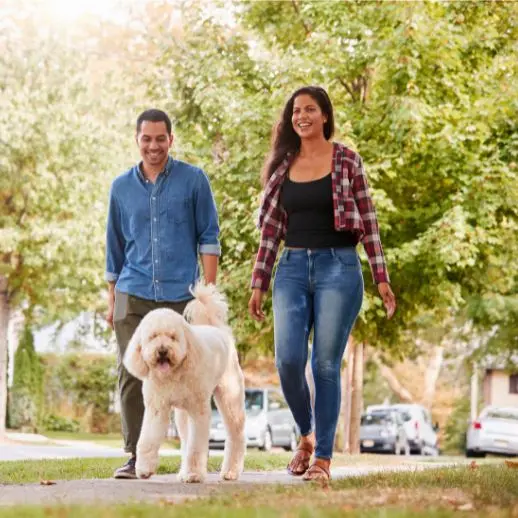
[466,406,518,457]
[360,409,410,455]
[367,403,439,455]
[209,387,299,451]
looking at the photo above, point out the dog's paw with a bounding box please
[221,470,239,481]
[179,471,205,483]
[136,469,154,480]
[136,458,157,480]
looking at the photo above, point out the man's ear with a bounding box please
[123,325,149,380]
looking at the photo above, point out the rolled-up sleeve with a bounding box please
[195,170,221,256]
[351,157,390,284]
[105,186,125,282]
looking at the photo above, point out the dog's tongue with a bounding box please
[158,362,171,373]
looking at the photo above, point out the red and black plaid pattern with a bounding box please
[251,143,390,291]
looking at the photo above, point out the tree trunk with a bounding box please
[342,343,355,453]
[0,275,10,438]
[349,341,364,454]
[422,346,444,408]
[371,352,414,403]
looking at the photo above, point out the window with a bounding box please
[509,374,518,394]
[361,413,392,426]
[245,390,264,411]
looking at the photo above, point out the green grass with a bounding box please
[0,465,515,517]
[0,452,293,485]
[0,506,502,518]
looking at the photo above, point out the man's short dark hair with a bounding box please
[136,109,172,135]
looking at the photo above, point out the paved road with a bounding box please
[0,464,455,507]
[0,435,222,461]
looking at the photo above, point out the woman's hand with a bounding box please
[248,288,266,321]
[378,282,396,319]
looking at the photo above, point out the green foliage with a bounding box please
[146,1,517,359]
[442,395,471,455]
[42,353,118,433]
[0,12,134,326]
[8,327,43,430]
[42,414,80,433]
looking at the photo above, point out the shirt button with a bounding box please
[154,238,157,242]
[152,197,156,201]
[155,280,159,284]
[155,259,158,263]
[153,218,157,222]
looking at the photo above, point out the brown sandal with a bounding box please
[302,462,331,482]
[287,443,313,476]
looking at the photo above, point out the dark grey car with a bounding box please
[210,387,299,451]
[360,410,410,455]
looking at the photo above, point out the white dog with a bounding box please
[123,283,246,483]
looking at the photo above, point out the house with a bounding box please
[483,368,518,407]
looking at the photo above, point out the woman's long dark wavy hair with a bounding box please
[260,86,335,187]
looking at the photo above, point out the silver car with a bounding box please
[209,387,299,451]
[466,406,518,457]
[360,410,410,455]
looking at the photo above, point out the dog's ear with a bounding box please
[181,319,198,352]
[123,324,149,379]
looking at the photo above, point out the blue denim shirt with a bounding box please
[105,156,220,302]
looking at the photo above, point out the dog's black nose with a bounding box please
[158,349,168,358]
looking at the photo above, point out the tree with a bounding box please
[0,7,135,434]
[145,0,517,449]
[8,327,43,430]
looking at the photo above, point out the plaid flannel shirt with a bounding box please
[251,142,390,291]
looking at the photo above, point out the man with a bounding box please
[105,109,220,479]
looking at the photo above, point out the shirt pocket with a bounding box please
[167,196,192,224]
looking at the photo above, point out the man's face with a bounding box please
[136,121,173,168]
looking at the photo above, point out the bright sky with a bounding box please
[44,0,138,22]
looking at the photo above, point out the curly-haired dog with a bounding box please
[123,283,246,483]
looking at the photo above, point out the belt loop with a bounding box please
[331,247,336,257]
[285,249,290,261]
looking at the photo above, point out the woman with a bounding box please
[248,86,396,481]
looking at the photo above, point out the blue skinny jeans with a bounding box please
[273,247,364,459]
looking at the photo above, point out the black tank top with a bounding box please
[280,172,358,248]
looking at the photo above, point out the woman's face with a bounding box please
[291,94,327,140]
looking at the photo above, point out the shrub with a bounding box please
[42,413,80,433]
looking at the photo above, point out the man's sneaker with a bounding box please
[113,456,137,479]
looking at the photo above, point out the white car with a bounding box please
[209,388,299,451]
[466,406,518,457]
[367,403,439,455]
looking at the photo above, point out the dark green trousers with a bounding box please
[113,291,190,455]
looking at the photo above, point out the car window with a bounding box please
[398,411,411,422]
[485,409,518,421]
[267,390,288,410]
[361,413,393,426]
[245,390,264,411]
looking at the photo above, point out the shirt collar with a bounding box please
[137,155,173,182]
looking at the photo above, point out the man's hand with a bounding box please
[378,282,396,319]
[106,283,115,329]
[248,289,265,322]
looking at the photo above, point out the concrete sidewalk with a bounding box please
[0,463,456,507]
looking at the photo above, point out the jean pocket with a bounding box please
[113,291,129,322]
[333,248,359,270]
[167,197,191,224]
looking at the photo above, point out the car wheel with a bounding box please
[466,449,486,458]
[259,428,272,452]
